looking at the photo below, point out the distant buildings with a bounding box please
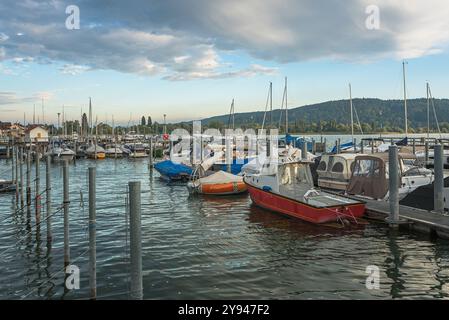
[24,125,49,143]
[0,122,49,143]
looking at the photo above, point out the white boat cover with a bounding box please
[197,170,243,184]
[200,151,224,171]
[86,145,106,153]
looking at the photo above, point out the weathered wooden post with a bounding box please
[312,139,316,155]
[371,138,375,154]
[35,146,41,224]
[425,141,429,166]
[11,145,15,186]
[19,147,24,207]
[89,167,97,299]
[434,144,444,213]
[63,160,70,267]
[302,140,307,159]
[360,140,364,154]
[412,138,416,154]
[129,181,143,300]
[46,155,52,242]
[15,146,19,203]
[387,145,400,227]
[148,137,153,170]
[226,134,232,173]
[26,149,31,209]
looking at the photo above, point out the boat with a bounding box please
[188,170,247,195]
[46,141,75,162]
[105,144,125,158]
[85,144,106,160]
[243,157,366,224]
[125,143,147,158]
[316,153,362,191]
[0,179,15,193]
[346,152,434,200]
[154,160,193,181]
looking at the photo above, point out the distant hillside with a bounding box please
[196,98,449,133]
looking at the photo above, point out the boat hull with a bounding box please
[246,184,365,224]
[87,152,106,160]
[196,181,247,195]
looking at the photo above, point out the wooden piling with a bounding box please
[63,160,70,267]
[88,167,97,300]
[434,144,444,213]
[46,155,52,242]
[387,145,400,227]
[35,147,41,224]
[129,181,143,300]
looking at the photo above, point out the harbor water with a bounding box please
[1,157,449,299]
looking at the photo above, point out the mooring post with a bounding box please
[19,147,24,207]
[302,140,307,159]
[353,138,357,152]
[425,141,429,166]
[312,139,316,155]
[46,155,52,242]
[129,181,143,300]
[360,140,364,154]
[412,138,416,154]
[89,167,97,300]
[434,144,444,213]
[226,135,232,173]
[35,147,41,224]
[15,146,19,203]
[63,160,70,267]
[6,144,10,159]
[11,145,15,185]
[26,149,31,208]
[388,145,400,227]
[323,138,327,152]
[148,137,153,170]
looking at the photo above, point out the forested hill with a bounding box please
[197,98,449,133]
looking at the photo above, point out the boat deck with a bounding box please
[280,184,361,208]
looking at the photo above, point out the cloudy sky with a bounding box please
[1,0,449,124]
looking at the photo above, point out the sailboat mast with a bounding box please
[403,61,408,136]
[349,83,354,142]
[232,99,235,130]
[427,82,430,139]
[269,82,273,129]
[285,77,288,134]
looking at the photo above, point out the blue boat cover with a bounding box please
[216,158,252,175]
[331,141,354,153]
[154,160,193,180]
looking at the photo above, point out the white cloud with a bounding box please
[59,64,90,75]
[0,0,448,80]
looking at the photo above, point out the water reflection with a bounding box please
[1,158,449,299]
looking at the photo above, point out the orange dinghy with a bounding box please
[188,171,247,195]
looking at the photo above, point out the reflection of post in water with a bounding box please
[384,229,406,298]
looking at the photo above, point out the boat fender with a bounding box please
[262,186,272,192]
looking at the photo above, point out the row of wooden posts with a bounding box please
[8,145,143,300]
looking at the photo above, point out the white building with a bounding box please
[25,125,49,143]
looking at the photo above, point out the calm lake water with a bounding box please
[1,156,449,300]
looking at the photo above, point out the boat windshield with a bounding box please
[279,163,314,188]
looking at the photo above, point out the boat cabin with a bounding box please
[347,152,433,199]
[316,153,361,190]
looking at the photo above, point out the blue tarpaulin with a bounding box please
[154,160,193,181]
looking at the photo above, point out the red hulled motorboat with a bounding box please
[243,158,365,224]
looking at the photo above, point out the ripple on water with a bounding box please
[1,158,449,299]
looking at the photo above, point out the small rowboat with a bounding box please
[188,170,247,195]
